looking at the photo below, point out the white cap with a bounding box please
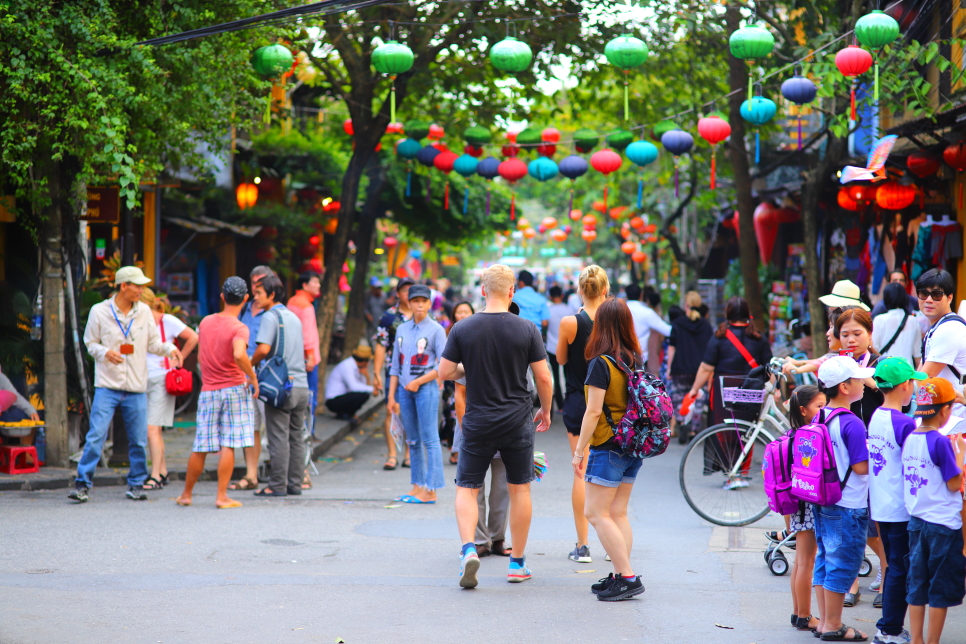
[818,355,876,388]
[114,266,152,286]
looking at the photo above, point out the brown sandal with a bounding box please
[228,476,258,491]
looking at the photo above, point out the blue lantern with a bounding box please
[660,130,693,198]
[453,155,479,214]
[740,96,777,164]
[626,141,659,207]
[476,157,501,217]
[528,157,559,182]
[781,75,817,150]
[558,154,589,215]
[416,145,441,167]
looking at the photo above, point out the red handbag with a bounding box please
[160,320,193,396]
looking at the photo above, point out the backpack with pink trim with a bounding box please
[601,355,673,459]
[762,432,800,516]
[789,408,851,506]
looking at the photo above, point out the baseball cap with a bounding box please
[914,377,956,417]
[396,277,416,292]
[222,276,249,299]
[114,266,152,286]
[407,284,431,301]
[874,356,928,389]
[370,276,382,287]
[818,355,876,388]
[818,280,870,311]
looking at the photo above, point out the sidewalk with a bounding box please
[0,396,383,492]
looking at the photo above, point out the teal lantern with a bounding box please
[404,119,430,141]
[489,37,533,74]
[528,156,559,182]
[855,10,900,105]
[625,140,659,208]
[397,138,422,198]
[739,95,777,164]
[574,128,599,153]
[729,23,774,100]
[251,44,294,123]
[463,126,492,147]
[453,154,479,214]
[372,40,415,122]
[604,35,649,120]
[607,129,634,152]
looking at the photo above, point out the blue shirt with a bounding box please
[239,301,265,358]
[513,286,549,329]
[390,316,447,387]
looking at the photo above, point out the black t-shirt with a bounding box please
[442,312,547,440]
[668,316,714,376]
[700,325,773,375]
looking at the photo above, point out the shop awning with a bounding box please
[886,102,966,140]
[163,214,262,237]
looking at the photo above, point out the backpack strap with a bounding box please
[725,328,760,369]
[271,307,285,358]
[878,309,909,355]
[599,355,632,430]
[921,314,966,379]
[818,407,854,487]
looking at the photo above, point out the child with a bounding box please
[868,357,927,644]
[813,356,875,642]
[786,385,827,632]
[902,377,966,644]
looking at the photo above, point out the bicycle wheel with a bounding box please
[679,422,774,526]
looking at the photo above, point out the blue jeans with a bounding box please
[877,521,910,636]
[76,387,148,488]
[813,504,869,594]
[397,383,443,490]
[906,516,966,608]
[306,364,319,434]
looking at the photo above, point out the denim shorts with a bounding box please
[584,448,643,488]
[813,504,869,594]
[906,516,966,608]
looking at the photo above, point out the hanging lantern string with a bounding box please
[463,186,469,214]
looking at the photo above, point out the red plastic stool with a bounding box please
[0,445,39,474]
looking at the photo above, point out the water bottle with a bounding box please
[30,294,42,341]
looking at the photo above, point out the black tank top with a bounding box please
[564,310,593,395]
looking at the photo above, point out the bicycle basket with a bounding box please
[719,375,767,415]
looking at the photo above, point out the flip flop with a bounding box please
[217,500,243,509]
[383,457,398,471]
[175,498,191,507]
[402,496,436,504]
[394,494,416,502]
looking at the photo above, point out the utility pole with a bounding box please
[41,176,69,468]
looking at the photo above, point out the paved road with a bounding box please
[2,413,960,644]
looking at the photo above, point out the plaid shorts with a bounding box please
[192,385,256,452]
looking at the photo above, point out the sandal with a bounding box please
[796,615,820,631]
[401,459,411,468]
[143,476,163,491]
[449,453,458,465]
[820,625,867,641]
[229,476,258,491]
[383,457,398,470]
[159,473,169,487]
[301,472,313,490]
[843,591,860,607]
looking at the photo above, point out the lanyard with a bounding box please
[111,302,134,339]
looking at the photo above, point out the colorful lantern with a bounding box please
[626,140,659,208]
[501,144,520,158]
[236,182,258,210]
[875,181,917,210]
[551,229,568,242]
[428,124,444,140]
[536,143,557,157]
[516,218,530,231]
[652,120,677,142]
[630,216,644,229]
[621,241,637,255]
[835,46,873,120]
[251,44,295,122]
[632,250,647,264]
[343,119,354,136]
[590,149,622,213]
[569,209,583,221]
[582,214,597,228]
[697,115,731,190]
[574,128,599,153]
[661,130,694,197]
[454,154,479,214]
[604,34,649,120]
[516,128,542,147]
[855,10,900,105]
[528,157,558,182]
[477,157,500,218]
[847,183,878,206]
[386,122,404,134]
[729,23,775,100]
[384,236,398,248]
[740,95,777,163]
[781,74,817,150]
[523,227,537,239]
[489,37,533,73]
[542,128,561,143]
[907,151,940,178]
[397,138,421,196]
[371,40,414,122]
[416,145,441,167]
[753,201,779,264]
[464,144,484,158]
[837,187,860,211]
[607,129,634,152]
[559,155,589,215]
[434,151,458,209]
[498,157,528,220]
[541,217,558,229]
[463,126,492,147]
[944,141,966,207]
[609,206,629,220]
[404,119,430,141]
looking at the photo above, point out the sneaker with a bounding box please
[126,485,148,501]
[68,483,89,503]
[870,569,882,591]
[591,573,615,594]
[722,478,750,490]
[459,549,480,589]
[568,544,592,563]
[597,574,645,601]
[507,558,532,583]
[873,629,911,644]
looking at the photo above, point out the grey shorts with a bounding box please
[146,375,176,427]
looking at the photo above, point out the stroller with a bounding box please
[764,530,873,578]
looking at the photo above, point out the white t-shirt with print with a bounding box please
[147,314,188,379]
[922,314,966,417]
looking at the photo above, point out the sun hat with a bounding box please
[352,345,373,360]
[818,355,876,388]
[818,280,870,311]
[114,266,152,286]
[873,356,928,389]
[914,377,956,417]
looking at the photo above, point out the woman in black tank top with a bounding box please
[555,265,609,564]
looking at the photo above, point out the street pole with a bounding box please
[42,203,69,467]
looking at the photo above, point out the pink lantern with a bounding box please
[753,202,779,264]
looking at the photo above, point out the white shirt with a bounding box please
[922,313,966,416]
[626,300,672,361]
[871,308,922,366]
[325,356,373,400]
[147,314,188,379]
[902,431,963,530]
[546,303,572,355]
[868,408,915,522]
[827,410,870,510]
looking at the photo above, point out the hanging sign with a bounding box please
[84,187,120,223]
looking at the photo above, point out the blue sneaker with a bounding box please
[459,549,480,589]
[507,557,532,583]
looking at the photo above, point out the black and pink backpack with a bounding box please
[601,355,673,459]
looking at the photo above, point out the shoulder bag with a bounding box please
[161,319,194,396]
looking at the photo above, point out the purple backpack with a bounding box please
[601,355,673,459]
[789,408,851,506]
[763,433,801,516]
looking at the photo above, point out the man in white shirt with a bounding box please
[71,267,181,503]
[624,284,671,363]
[916,268,966,419]
[545,285,571,410]
[325,345,374,420]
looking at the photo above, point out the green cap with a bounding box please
[873,356,928,389]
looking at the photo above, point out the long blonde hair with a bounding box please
[685,290,702,321]
[138,287,165,314]
[578,265,609,302]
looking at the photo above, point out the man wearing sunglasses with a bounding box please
[916,269,966,419]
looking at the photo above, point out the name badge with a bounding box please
[120,343,134,355]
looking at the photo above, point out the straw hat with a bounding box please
[817,280,870,311]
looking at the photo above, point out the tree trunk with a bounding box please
[342,160,385,352]
[727,4,766,325]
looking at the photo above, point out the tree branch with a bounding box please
[660,165,700,269]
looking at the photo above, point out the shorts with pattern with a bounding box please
[192,385,256,452]
[790,502,815,532]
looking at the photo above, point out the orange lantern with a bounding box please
[236,182,258,210]
[592,200,607,213]
[324,217,338,234]
[847,183,877,206]
[621,241,636,254]
[581,214,597,227]
[632,250,646,263]
[642,223,658,234]
[569,209,583,221]
[581,229,597,242]
[516,217,530,231]
[523,227,537,239]
[550,229,568,242]
[541,216,558,229]
[609,206,629,220]
[620,227,631,240]
[837,187,859,211]
[629,216,644,229]
[875,181,917,210]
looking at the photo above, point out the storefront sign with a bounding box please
[83,187,120,223]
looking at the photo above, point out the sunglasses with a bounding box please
[917,289,948,301]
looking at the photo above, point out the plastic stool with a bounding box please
[0,445,39,474]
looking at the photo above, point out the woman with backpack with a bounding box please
[571,298,646,602]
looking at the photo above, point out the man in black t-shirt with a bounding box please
[439,264,553,589]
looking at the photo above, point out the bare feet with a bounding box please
[175,496,192,506]
[216,499,242,509]
[413,491,437,503]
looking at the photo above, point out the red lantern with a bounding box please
[591,200,606,213]
[629,216,644,229]
[944,141,966,207]
[536,143,557,157]
[563,225,572,234]
[569,209,583,221]
[386,122,404,134]
[499,157,528,221]
[541,216,558,229]
[837,187,860,211]
[698,116,732,190]
[581,214,597,227]
[775,207,801,224]
[308,234,320,246]
[632,250,646,264]
[384,236,398,248]
[506,131,518,144]
[428,124,444,140]
[464,144,484,158]
[236,182,258,210]
[642,223,658,234]
[620,227,631,240]
[609,206,628,220]
[434,151,457,174]
[907,151,940,178]
[753,202,779,264]
[432,142,449,152]
[322,199,341,213]
[343,119,354,136]
[847,183,877,205]
[875,181,917,210]
[621,241,636,254]
[590,149,622,212]
[501,144,520,158]
[541,128,561,143]
[324,218,338,235]
[835,46,873,120]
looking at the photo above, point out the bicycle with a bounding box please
[679,357,790,526]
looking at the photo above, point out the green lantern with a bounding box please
[651,120,677,142]
[604,35,649,121]
[729,24,774,100]
[251,44,294,123]
[463,126,491,147]
[516,128,542,147]
[607,129,634,152]
[372,40,414,122]
[404,119,430,141]
[489,37,533,74]
[574,128,599,152]
[855,10,900,104]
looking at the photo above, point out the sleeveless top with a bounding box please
[564,310,593,395]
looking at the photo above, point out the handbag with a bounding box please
[257,308,292,407]
[160,319,193,396]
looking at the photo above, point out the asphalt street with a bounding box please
[3,412,964,644]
